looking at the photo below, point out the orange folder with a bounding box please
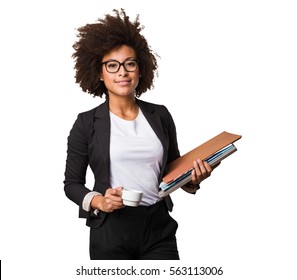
[162,131,242,184]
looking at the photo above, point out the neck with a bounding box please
[108,95,139,120]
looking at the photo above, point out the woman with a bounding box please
[64,9,213,260]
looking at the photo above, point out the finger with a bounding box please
[191,168,198,184]
[109,187,124,197]
[194,159,205,180]
[114,188,124,196]
[193,160,201,177]
[111,199,125,210]
[204,162,212,173]
[199,159,213,179]
[103,198,123,212]
[197,158,207,174]
[105,188,122,199]
[105,188,115,196]
[192,161,202,184]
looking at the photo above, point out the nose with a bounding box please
[117,64,128,75]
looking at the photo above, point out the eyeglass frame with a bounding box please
[101,58,139,73]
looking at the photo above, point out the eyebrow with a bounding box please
[103,57,137,63]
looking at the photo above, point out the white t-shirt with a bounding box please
[109,108,163,206]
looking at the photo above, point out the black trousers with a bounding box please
[89,200,179,260]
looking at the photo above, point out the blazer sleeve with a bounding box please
[164,106,180,164]
[64,113,92,218]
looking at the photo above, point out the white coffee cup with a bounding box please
[122,189,143,207]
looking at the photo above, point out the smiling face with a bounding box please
[100,45,140,99]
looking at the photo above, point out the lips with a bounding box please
[116,79,131,85]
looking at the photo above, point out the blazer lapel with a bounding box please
[92,100,111,189]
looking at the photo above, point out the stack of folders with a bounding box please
[158,131,242,198]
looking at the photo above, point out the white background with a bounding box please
[1,0,296,279]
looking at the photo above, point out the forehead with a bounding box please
[102,45,136,61]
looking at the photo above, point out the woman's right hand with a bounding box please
[91,187,124,213]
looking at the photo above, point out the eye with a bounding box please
[106,62,119,69]
[125,61,137,67]
[124,60,138,71]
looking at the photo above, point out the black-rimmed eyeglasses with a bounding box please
[101,59,138,73]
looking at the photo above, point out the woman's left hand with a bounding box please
[191,158,213,184]
[182,158,220,193]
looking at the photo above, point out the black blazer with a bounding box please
[64,98,180,228]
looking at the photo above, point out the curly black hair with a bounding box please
[72,9,158,98]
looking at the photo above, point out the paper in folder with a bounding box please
[158,131,242,198]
